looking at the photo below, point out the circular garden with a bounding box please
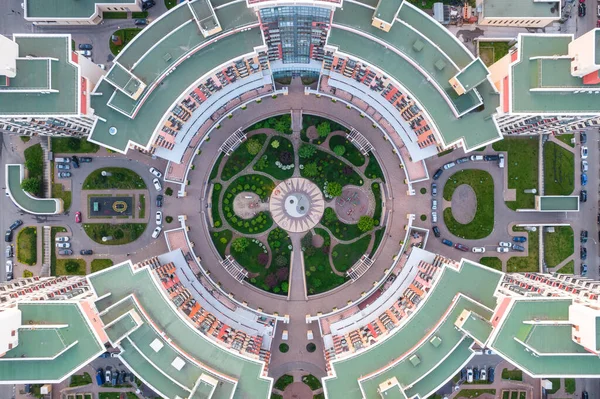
[208,114,387,296]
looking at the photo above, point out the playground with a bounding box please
[89,196,134,217]
[334,186,371,223]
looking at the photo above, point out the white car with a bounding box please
[443,162,456,170]
[470,155,484,161]
[472,247,486,253]
[499,241,512,247]
[480,368,487,381]
[431,211,438,223]
[581,146,588,159]
[431,200,437,211]
[155,211,163,225]
[466,368,473,383]
[56,236,70,242]
[582,160,589,172]
[149,167,163,178]
[56,242,71,248]
[153,178,162,191]
[151,226,162,239]
[497,247,509,253]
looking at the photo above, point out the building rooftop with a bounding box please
[373,0,404,24]
[6,164,62,214]
[0,35,78,116]
[453,58,490,93]
[25,0,136,19]
[0,302,104,382]
[482,0,560,19]
[538,196,579,212]
[87,262,271,398]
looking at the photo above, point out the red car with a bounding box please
[454,243,470,252]
[75,211,82,223]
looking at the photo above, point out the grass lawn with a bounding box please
[302,374,322,390]
[102,11,127,18]
[501,368,523,381]
[99,393,121,399]
[274,375,294,391]
[83,168,146,190]
[493,137,539,210]
[70,372,92,387]
[442,169,494,239]
[211,230,232,258]
[50,227,66,275]
[332,234,372,272]
[165,0,178,9]
[51,137,99,153]
[17,227,37,265]
[507,228,539,272]
[557,260,574,274]
[246,114,292,134]
[565,378,576,394]
[546,378,561,394]
[369,228,385,257]
[91,259,114,273]
[544,141,574,195]
[254,136,295,180]
[56,258,86,276]
[321,208,363,241]
[221,134,266,181]
[478,41,511,66]
[479,257,502,271]
[556,134,575,148]
[52,183,72,211]
[232,239,268,273]
[329,135,365,167]
[302,114,348,137]
[222,174,274,234]
[365,152,385,181]
[249,227,293,295]
[83,223,147,245]
[456,389,496,399]
[372,183,383,225]
[544,226,574,267]
[300,147,363,189]
[24,144,44,196]
[304,228,347,295]
[209,153,224,180]
[131,11,148,18]
[139,194,145,219]
[109,28,142,55]
[211,183,223,227]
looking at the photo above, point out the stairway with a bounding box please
[40,226,51,277]
[40,137,52,198]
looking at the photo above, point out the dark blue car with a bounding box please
[442,239,453,247]
[488,367,495,383]
[512,236,527,243]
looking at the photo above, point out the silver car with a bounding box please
[152,226,162,239]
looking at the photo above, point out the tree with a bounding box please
[271,139,280,149]
[257,253,269,266]
[316,122,331,138]
[279,151,293,165]
[298,144,316,159]
[303,162,318,177]
[358,215,375,232]
[265,274,278,288]
[65,261,80,274]
[327,182,342,197]
[281,282,289,293]
[275,255,288,267]
[231,237,249,252]
[21,177,41,195]
[276,267,289,281]
[323,208,338,224]
[255,156,268,171]
[246,139,262,155]
[333,145,346,157]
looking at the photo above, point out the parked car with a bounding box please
[473,367,480,381]
[442,239,453,247]
[150,167,163,178]
[581,247,587,260]
[156,194,163,208]
[81,50,92,57]
[118,370,124,385]
[153,178,162,191]
[488,367,495,383]
[467,368,474,383]
[581,160,589,172]
[156,211,163,225]
[432,169,443,180]
[432,226,441,238]
[5,230,12,243]
[480,368,487,381]
[455,243,470,252]
[134,18,148,25]
[580,189,588,202]
[583,391,589,399]
[142,0,156,10]
[80,249,93,255]
[498,154,505,168]
[497,247,509,253]
[100,352,110,358]
[5,245,13,258]
[9,220,23,231]
[78,43,93,50]
[431,200,437,210]
[472,247,486,253]
[96,369,104,386]
[581,230,588,243]
[56,242,71,248]
[152,226,162,239]
[456,157,470,164]
[105,369,111,384]
[581,264,588,276]
[56,236,70,242]
[581,173,588,186]
[71,156,79,168]
[484,155,500,161]
[512,236,527,243]
[461,368,467,381]
[499,241,511,247]
[54,157,70,163]
[6,260,13,280]
[431,183,437,196]
[443,161,456,170]
[512,244,525,252]
[58,172,71,178]
[470,155,484,161]
[111,371,118,386]
[57,163,70,170]
[579,3,586,17]
[581,146,588,159]
[75,211,82,223]
[431,211,437,223]
[79,157,93,163]
[58,249,73,256]
[580,131,587,144]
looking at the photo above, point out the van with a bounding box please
[54,157,70,163]
[470,155,484,161]
[498,154,505,168]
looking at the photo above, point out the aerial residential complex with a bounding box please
[1,0,600,398]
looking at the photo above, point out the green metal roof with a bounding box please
[490,299,600,376]
[26,0,136,19]
[323,261,501,399]
[523,325,589,354]
[88,262,271,398]
[373,0,404,24]
[105,312,139,343]
[2,59,51,91]
[539,196,579,211]
[482,0,559,18]
[6,164,61,214]
[459,311,493,345]
[0,36,78,116]
[0,303,103,382]
[454,59,489,92]
[511,35,600,114]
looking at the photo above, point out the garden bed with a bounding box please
[364,152,385,181]
[304,229,347,294]
[52,183,72,211]
[91,259,114,273]
[83,168,146,190]
[246,114,292,134]
[245,227,292,295]
[302,114,348,137]
[369,228,385,257]
[221,174,274,234]
[300,147,363,190]
[211,230,232,258]
[253,136,294,180]
[442,169,494,239]
[478,41,511,66]
[543,141,574,196]
[544,226,574,267]
[211,183,223,228]
[17,227,37,266]
[51,137,99,153]
[332,234,372,272]
[220,134,266,181]
[371,182,383,225]
[24,144,44,196]
[232,238,269,273]
[83,223,147,245]
[329,135,365,167]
